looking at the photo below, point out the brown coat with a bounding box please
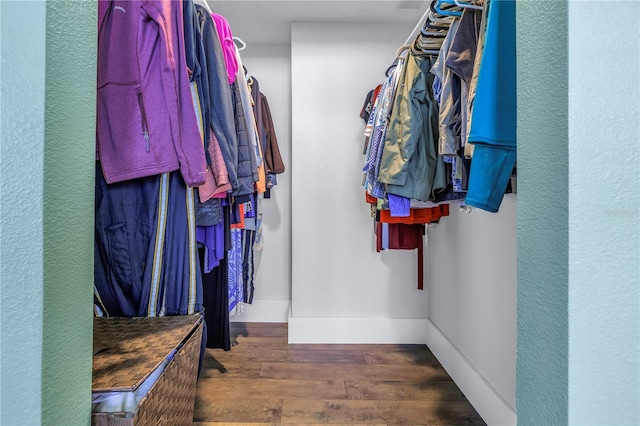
[260,93,285,175]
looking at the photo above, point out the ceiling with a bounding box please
[200,1,429,46]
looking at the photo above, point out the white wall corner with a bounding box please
[426,320,517,426]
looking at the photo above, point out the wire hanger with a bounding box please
[233,36,247,51]
[199,0,213,15]
[454,0,483,10]
[434,0,463,17]
[197,0,247,51]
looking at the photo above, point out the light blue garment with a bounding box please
[382,223,389,251]
[466,0,516,213]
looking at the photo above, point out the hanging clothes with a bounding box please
[363,60,404,201]
[211,13,239,85]
[378,53,448,202]
[431,18,462,158]
[96,1,284,331]
[94,166,203,317]
[260,93,286,176]
[249,75,286,193]
[200,201,232,350]
[445,7,483,156]
[195,5,240,193]
[466,0,517,213]
[464,0,489,157]
[230,79,259,200]
[233,48,266,194]
[97,0,206,187]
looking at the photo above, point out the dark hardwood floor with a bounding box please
[193,322,485,425]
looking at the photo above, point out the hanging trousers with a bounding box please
[200,203,231,351]
[94,164,203,317]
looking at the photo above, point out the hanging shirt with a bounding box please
[446,8,483,152]
[363,56,407,200]
[196,6,240,192]
[97,0,206,187]
[378,53,447,202]
[211,13,239,85]
[466,0,516,213]
[464,0,489,157]
[430,19,462,158]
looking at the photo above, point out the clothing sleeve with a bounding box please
[465,0,517,213]
[377,54,425,186]
[143,0,206,187]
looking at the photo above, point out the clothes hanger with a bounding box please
[415,35,444,49]
[454,0,483,10]
[233,37,247,51]
[414,36,443,52]
[419,10,451,38]
[429,2,458,20]
[385,58,399,77]
[425,19,450,30]
[412,38,440,56]
[199,0,213,15]
[424,3,457,26]
[434,0,463,17]
[421,25,448,38]
[198,1,248,52]
[396,44,411,59]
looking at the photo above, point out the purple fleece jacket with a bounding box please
[97,0,206,187]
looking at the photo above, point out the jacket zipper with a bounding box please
[137,91,150,152]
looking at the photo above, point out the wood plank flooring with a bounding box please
[193,323,485,425]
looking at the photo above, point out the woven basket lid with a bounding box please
[92,314,202,392]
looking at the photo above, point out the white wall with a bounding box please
[0,2,46,423]
[232,45,293,322]
[289,22,429,343]
[426,197,517,425]
[567,2,639,424]
[230,17,518,425]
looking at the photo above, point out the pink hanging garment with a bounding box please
[198,129,232,202]
[211,13,238,85]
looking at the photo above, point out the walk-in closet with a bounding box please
[201,1,515,424]
[89,0,517,422]
[1,1,638,425]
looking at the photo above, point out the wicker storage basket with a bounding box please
[91,314,203,426]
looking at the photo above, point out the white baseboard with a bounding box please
[426,319,517,426]
[288,314,428,344]
[229,299,290,323]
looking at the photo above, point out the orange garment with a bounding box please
[365,192,378,205]
[230,203,245,229]
[379,204,449,224]
[255,153,267,194]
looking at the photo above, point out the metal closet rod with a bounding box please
[403,0,483,46]
[403,4,432,46]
